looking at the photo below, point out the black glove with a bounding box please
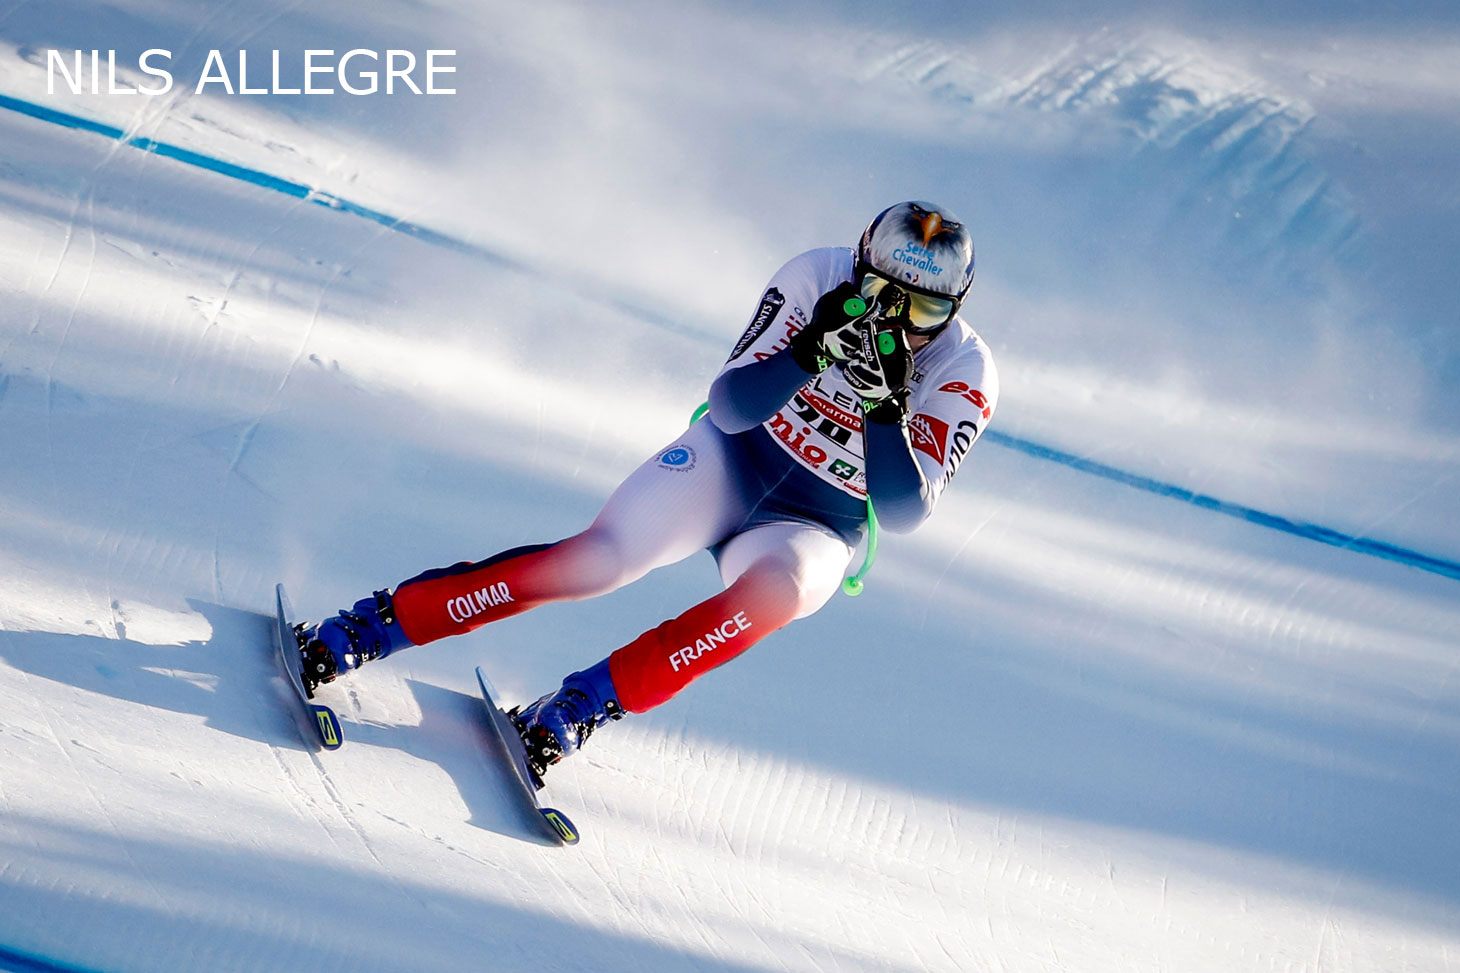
[844,320,913,423]
[789,281,866,374]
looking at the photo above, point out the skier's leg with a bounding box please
[513,522,853,774]
[613,523,855,710]
[609,522,854,711]
[302,421,746,683]
[392,422,744,645]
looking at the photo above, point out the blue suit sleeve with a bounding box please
[707,351,813,434]
[863,419,935,533]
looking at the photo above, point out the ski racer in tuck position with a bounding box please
[297,200,1000,779]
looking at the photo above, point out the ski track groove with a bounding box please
[16,666,174,917]
[756,758,789,866]
[576,830,637,938]
[40,168,99,513]
[264,742,345,853]
[307,751,434,923]
[363,805,502,874]
[203,206,388,602]
[209,249,308,602]
[666,847,730,968]
[104,426,157,639]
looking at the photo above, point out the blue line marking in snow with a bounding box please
[2,91,1457,584]
[0,91,125,139]
[0,944,99,973]
[0,92,494,257]
[983,430,1460,583]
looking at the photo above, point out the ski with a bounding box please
[272,583,344,751]
[474,666,579,846]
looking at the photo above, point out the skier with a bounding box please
[297,200,999,779]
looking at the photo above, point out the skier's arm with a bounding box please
[863,416,936,533]
[864,348,999,533]
[709,281,863,433]
[708,350,814,433]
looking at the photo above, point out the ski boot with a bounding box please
[510,658,625,780]
[297,589,411,693]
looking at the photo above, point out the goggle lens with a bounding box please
[859,274,956,333]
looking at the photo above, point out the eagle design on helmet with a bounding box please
[858,200,976,302]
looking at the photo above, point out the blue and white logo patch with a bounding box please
[658,445,697,471]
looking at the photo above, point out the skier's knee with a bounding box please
[738,556,836,622]
[552,527,638,599]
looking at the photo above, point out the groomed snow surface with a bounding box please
[2,1,1458,970]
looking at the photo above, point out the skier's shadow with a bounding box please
[0,599,315,752]
[344,680,560,847]
[0,599,556,845]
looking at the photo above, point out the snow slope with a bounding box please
[1,1,1458,970]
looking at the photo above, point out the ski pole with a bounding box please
[841,499,878,596]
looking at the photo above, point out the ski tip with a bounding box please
[540,808,579,845]
[475,665,500,703]
[310,704,344,750]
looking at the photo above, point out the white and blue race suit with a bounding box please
[391,246,999,712]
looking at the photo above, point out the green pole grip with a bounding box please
[841,499,879,597]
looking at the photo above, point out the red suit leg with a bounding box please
[607,559,802,712]
[392,534,623,645]
[390,421,746,646]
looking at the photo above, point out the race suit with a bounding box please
[389,246,999,712]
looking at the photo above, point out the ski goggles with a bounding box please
[858,272,958,334]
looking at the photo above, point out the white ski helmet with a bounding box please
[857,200,975,326]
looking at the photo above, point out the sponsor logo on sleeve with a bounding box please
[907,413,950,464]
[939,419,980,488]
[752,308,808,362]
[937,380,992,419]
[729,287,786,360]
